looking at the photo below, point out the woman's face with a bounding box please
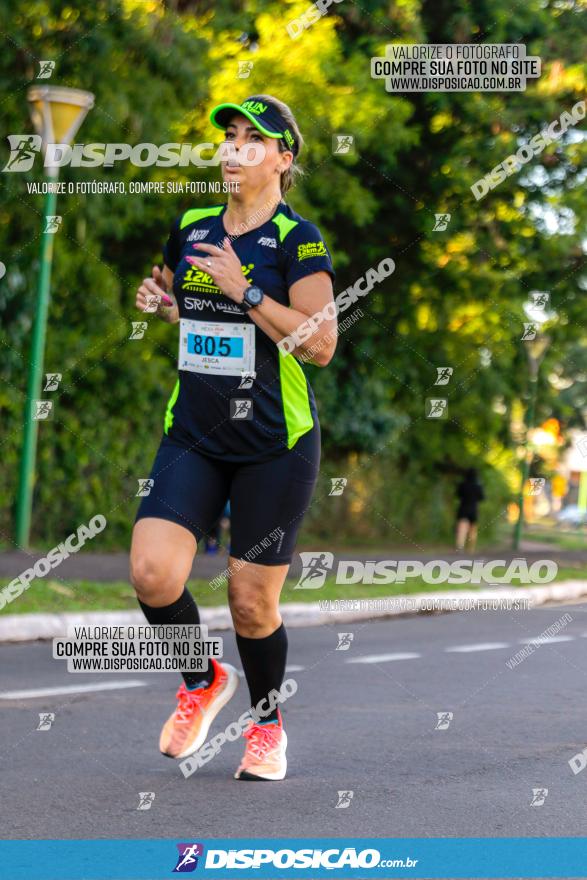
[221,113,291,193]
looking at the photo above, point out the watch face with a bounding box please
[247,286,263,305]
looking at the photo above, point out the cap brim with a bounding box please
[210,103,282,138]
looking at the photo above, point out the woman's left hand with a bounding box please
[186,237,249,303]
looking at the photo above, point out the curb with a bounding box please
[1,581,586,643]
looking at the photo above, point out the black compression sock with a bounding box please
[235,623,288,722]
[138,587,211,689]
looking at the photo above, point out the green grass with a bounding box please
[2,566,587,616]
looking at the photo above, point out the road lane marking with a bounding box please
[518,636,574,645]
[0,681,147,700]
[346,652,421,664]
[445,642,510,653]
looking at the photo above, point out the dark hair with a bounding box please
[254,94,304,195]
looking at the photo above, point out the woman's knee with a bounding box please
[228,584,279,635]
[129,552,183,604]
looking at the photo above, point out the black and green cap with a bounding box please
[210,96,299,156]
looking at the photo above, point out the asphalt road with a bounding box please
[2,602,587,841]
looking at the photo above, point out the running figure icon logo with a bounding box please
[433,213,451,231]
[37,60,55,79]
[521,322,538,341]
[2,135,41,172]
[335,790,354,808]
[426,398,448,419]
[173,843,204,872]
[530,788,548,806]
[230,399,253,420]
[435,711,453,730]
[294,552,334,589]
[37,713,55,731]
[434,367,453,385]
[237,371,256,390]
[336,632,354,651]
[329,477,347,496]
[44,373,62,391]
[136,792,155,811]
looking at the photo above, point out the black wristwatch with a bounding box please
[241,284,264,311]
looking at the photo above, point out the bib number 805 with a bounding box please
[191,334,231,357]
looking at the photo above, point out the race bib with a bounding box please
[179,319,256,377]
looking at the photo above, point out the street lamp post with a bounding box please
[15,86,94,548]
[512,297,555,551]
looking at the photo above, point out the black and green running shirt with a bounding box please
[161,201,335,462]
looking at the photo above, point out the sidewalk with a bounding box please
[2,580,586,642]
[1,542,585,583]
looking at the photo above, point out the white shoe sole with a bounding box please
[234,730,288,780]
[175,663,239,760]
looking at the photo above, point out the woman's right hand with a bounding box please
[135,265,179,323]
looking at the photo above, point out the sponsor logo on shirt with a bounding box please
[182,263,254,294]
[187,228,209,242]
[257,236,277,248]
[184,297,242,314]
[297,240,327,260]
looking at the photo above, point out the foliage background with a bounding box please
[0,0,585,549]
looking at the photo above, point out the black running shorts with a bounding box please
[135,424,320,565]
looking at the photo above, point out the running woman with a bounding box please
[131,95,336,780]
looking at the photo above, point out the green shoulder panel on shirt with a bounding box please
[278,351,313,448]
[180,206,224,229]
[164,379,180,434]
[272,212,299,242]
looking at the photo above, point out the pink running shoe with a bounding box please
[234,710,287,781]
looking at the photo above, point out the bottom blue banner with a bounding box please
[1,837,586,879]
